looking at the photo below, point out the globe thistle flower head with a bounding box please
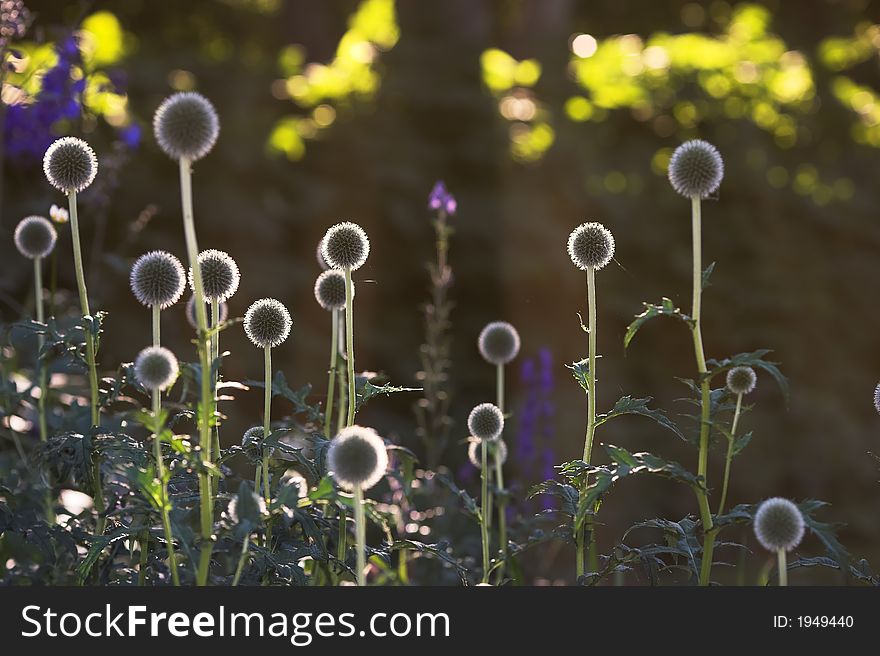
[14,215,57,259]
[190,249,240,303]
[153,92,219,161]
[130,250,186,309]
[134,346,179,392]
[753,497,805,552]
[43,136,98,193]
[327,425,388,491]
[667,139,724,199]
[478,321,521,365]
[186,295,228,329]
[874,383,880,416]
[468,403,504,441]
[321,221,370,270]
[244,298,292,348]
[241,426,264,459]
[726,366,757,396]
[314,269,351,311]
[567,222,615,270]
[467,437,508,469]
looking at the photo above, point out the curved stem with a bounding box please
[480,439,490,583]
[581,266,599,576]
[262,346,273,548]
[777,548,787,587]
[179,157,214,586]
[324,308,339,438]
[354,485,366,586]
[231,534,251,587]
[716,393,742,516]
[68,190,105,535]
[344,267,355,427]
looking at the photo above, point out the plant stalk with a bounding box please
[354,485,366,586]
[777,548,787,586]
[344,267,355,427]
[580,266,599,576]
[495,362,507,581]
[34,257,47,443]
[262,346,273,548]
[324,308,339,438]
[716,392,742,516]
[231,534,250,587]
[211,299,221,496]
[480,438,490,583]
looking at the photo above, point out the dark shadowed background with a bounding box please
[2,0,880,583]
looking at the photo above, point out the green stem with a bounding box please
[231,534,251,586]
[336,319,347,434]
[337,506,347,570]
[179,157,214,586]
[480,439,490,583]
[691,194,715,586]
[581,266,599,576]
[716,393,742,517]
[324,308,339,438]
[67,190,105,536]
[344,267,355,427]
[34,257,47,443]
[262,346,272,547]
[777,548,787,587]
[495,363,507,581]
[354,485,366,586]
[211,299,221,497]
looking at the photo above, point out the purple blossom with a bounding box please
[118,123,141,149]
[428,180,457,215]
[515,347,556,511]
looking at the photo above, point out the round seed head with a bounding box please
[134,346,179,392]
[43,136,98,193]
[185,295,228,329]
[467,438,508,469]
[874,383,880,415]
[130,250,186,309]
[567,222,615,270]
[241,426,264,458]
[667,139,724,199]
[478,321,520,365]
[189,249,240,303]
[468,403,504,441]
[244,298,292,348]
[753,497,805,552]
[314,269,351,311]
[726,366,757,396]
[321,221,370,270]
[14,215,57,259]
[153,92,219,161]
[326,425,388,491]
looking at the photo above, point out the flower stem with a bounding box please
[231,534,250,587]
[716,392,742,517]
[211,299,221,497]
[34,257,47,443]
[354,485,366,586]
[580,266,599,577]
[179,157,214,586]
[67,190,105,536]
[777,548,787,586]
[495,362,507,582]
[344,267,355,427]
[336,312,347,433]
[262,346,273,549]
[480,438,490,583]
[324,308,339,438]
[691,194,715,586]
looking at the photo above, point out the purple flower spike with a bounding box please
[428,180,457,216]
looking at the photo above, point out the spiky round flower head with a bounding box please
[467,438,508,469]
[14,215,57,259]
[244,298,292,348]
[185,295,228,329]
[753,497,805,552]
[326,425,388,491]
[667,139,724,199]
[567,222,615,271]
[478,321,521,365]
[874,383,880,415]
[726,366,757,396]
[321,221,370,271]
[153,92,219,161]
[130,250,186,309]
[189,249,240,303]
[241,426,264,459]
[314,269,352,311]
[43,136,98,193]
[134,346,179,392]
[468,403,504,441]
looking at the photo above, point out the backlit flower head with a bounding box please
[134,346,179,392]
[327,425,388,491]
[726,366,757,396]
[130,250,186,309]
[241,425,264,458]
[189,249,240,303]
[314,269,350,311]
[244,298,292,348]
[186,295,228,329]
[321,221,370,270]
[43,136,97,193]
[316,238,329,270]
[754,497,805,552]
[14,215,57,259]
[567,222,615,270]
[478,321,520,366]
[468,403,504,441]
[667,139,724,199]
[153,92,219,161]
[874,383,880,415]
[467,437,508,469]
